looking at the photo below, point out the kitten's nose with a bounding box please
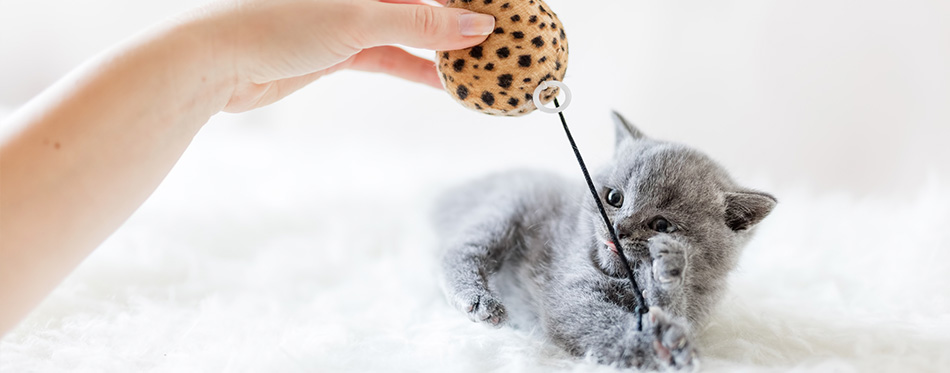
[616,225,631,240]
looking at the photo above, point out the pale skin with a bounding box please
[0,0,495,336]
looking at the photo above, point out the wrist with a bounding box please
[159,5,240,118]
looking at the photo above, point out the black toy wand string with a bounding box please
[535,81,649,331]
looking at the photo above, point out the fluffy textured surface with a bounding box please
[1,101,949,372]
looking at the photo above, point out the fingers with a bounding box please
[347,46,444,89]
[379,0,425,5]
[283,47,445,96]
[223,69,339,113]
[359,2,495,51]
[223,46,444,113]
[378,0,449,6]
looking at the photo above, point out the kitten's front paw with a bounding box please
[646,308,698,371]
[452,291,508,327]
[649,235,688,287]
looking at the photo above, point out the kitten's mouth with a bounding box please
[603,239,648,258]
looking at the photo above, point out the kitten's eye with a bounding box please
[650,217,676,233]
[605,188,624,208]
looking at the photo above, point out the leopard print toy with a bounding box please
[437,0,569,117]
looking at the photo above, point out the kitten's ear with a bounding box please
[724,190,777,231]
[612,110,645,147]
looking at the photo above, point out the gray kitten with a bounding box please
[434,112,776,370]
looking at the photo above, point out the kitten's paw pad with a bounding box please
[647,308,699,371]
[457,293,507,327]
[649,235,687,286]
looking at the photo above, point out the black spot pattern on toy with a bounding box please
[469,46,483,59]
[436,0,569,116]
[531,36,544,47]
[518,55,532,67]
[498,74,514,89]
[481,91,496,106]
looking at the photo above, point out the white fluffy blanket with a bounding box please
[2,89,949,372]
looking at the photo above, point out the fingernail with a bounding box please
[459,13,495,36]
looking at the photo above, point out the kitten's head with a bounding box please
[589,112,776,280]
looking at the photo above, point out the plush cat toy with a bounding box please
[437,0,568,116]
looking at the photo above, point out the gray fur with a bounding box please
[434,112,776,370]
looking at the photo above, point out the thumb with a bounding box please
[361,3,495,50]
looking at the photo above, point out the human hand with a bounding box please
[186,0,496,112]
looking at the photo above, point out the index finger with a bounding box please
[360,2,494,50]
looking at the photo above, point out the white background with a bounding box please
[2,1,949,371]
[1,0,948,196]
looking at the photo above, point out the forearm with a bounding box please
[0,0,494,337]
[0,16,231,335]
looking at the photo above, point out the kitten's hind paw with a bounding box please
[454,292,508,327]
[647,308,699,371]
